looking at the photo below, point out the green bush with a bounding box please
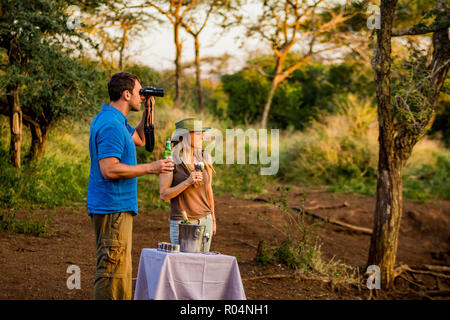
[0,155,90,208]
[0,210,52,237]
[255,187,358,280]
[279,94,378,188]
[213,163,274,198]
[137,174,169,212]
[278,93,449,202]
[221,61,375,129]
[221,68,270,125]
[403,153,450,201]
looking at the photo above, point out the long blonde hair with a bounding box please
[172,131,215,180]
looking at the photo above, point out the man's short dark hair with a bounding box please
[108,72,140,102]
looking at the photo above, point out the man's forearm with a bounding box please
[102,162,153,180]
[134,115,146,145]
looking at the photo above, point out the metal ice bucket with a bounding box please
[178,223,210,253]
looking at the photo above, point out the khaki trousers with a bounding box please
[91,212,133,300]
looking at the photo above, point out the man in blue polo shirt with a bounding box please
[87,72,173,300]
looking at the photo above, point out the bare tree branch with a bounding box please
[392,23,450,37]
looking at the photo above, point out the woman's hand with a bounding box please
[186,171,203,185]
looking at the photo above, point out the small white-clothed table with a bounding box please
[134,248,246,300]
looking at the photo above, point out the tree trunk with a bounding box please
[7,84,22,168]
[119,24,128,70]
[368,0,449,290]
[27,121,50,162]
[261,56,284,128]
[194,35,204,112]
[367,0,399,289]
[174,20,183,108]
[368,152,404,289]
[260,81,278,129]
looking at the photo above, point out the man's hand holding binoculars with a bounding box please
[140,96,154,127]
[139,87,164,127]
[135,86,174,175]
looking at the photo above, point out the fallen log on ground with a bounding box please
[291,206,373,235]
[422,265,450,273]
[394,264,450,280]
[426,289,450,297]
[252,197,372,235]
[242,273,352,285]
[304,202,350,211]
[242,274,294,281]
[410,170,437,180]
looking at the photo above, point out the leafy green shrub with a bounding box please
[403,153,450,201]
[221,68,270,125]
[254,242,271,265]
[137,174,169,212]
[278,93,449,201]
[0,155,90,208]
[0,210,52,237]
[221,61,375,129]
[279,94,378,191]
[213,163,273,198]
[255,187,358,280]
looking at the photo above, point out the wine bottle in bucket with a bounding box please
[181,210,191,224]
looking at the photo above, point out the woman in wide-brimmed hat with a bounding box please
[159,117,216,252]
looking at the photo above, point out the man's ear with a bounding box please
[122,89,131,101]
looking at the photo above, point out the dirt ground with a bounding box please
[0,185,449,300]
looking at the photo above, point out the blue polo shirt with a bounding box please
[87,104,138,216]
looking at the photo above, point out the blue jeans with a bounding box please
[169,213,213,252]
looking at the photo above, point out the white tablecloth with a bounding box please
[134,249,246,300]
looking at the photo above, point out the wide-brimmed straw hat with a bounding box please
[170,117,211,142]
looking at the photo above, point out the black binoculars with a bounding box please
[140,87,164,154]
[140,87,164,97]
